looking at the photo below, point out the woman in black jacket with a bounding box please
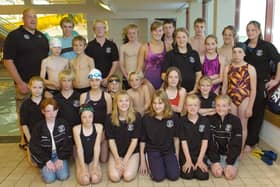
[244,21,280,152]
[29,98,73,184]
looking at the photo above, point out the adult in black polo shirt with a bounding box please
[162,27,202,94]
[85,20,119,87]
[3,8,49,147]
[244,21,280,151]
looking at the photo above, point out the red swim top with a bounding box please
[169,90,180,106]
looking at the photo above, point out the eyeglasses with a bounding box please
[109,79,120,83]
[88,73,102,79]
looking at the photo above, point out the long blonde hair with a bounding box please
[149,90,173,119]
[111,90,136,126]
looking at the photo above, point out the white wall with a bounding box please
[108,19,148,47]
[85,9,185,41]
[215,0,235,45]
[206,0,214,35]
[260,121,280,153]
[188,1,202,36]
[187,0,235,45]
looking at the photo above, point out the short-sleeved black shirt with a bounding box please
[85,39,119,78]
[196,92,216,109]
[141,113,179,154]
[20,97,44,133]
[179,115,210,161]
[244,39,280,83]
[105,113,141,157]
[162,44,201,92]
[3,26,49,82]
[54,91,80,127]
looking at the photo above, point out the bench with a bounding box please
[264,108,280,128]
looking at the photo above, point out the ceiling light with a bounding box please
[98,0,113,12]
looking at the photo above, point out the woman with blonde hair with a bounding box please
[105,91,141,182]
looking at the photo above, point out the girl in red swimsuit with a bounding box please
[162,67,186,115]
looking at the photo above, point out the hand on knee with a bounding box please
[211,163,223,178]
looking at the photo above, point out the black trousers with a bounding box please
[246,83,266,146]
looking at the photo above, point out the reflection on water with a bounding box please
[0,80,19,136]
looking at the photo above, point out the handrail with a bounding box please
[0,16,18,37]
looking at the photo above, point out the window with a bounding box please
[238,0,266,42]
[32,0,84,5]
[272,0,280,50]
[0,14,87,39]
[0,0,23,5]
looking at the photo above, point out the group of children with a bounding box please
[17,17,259,185]
[21,67,245,184]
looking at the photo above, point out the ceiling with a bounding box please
[0,0,191,11]
[109,0,190,11]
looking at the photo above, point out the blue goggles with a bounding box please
[88,73,102,80]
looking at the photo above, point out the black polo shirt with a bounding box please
[162,44,201,92]
[105,113,141,157]
[20,97,44,133]
[196,92,216,109]
[141,113,179,154]
[54,91,80,127]
[3,26,49,82]
[179,115,210,160]
[244,39,280,83]
[85,39,119,78]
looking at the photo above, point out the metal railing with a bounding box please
[0,16,18,37]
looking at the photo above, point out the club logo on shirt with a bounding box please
[73,100,80,107]
[37,34,42,38]
[225,124,232,132]
[24,34,30,40]
[198,124,205,132]
[166,120,174,128]
[128,124,134,131]
[189,56,195,63]
[58,125,66,133]
[106,47,112,53]
[256,49,263,56]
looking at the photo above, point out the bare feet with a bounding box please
[244,145,252,153]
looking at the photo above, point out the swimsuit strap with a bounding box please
[85,91,90,104]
